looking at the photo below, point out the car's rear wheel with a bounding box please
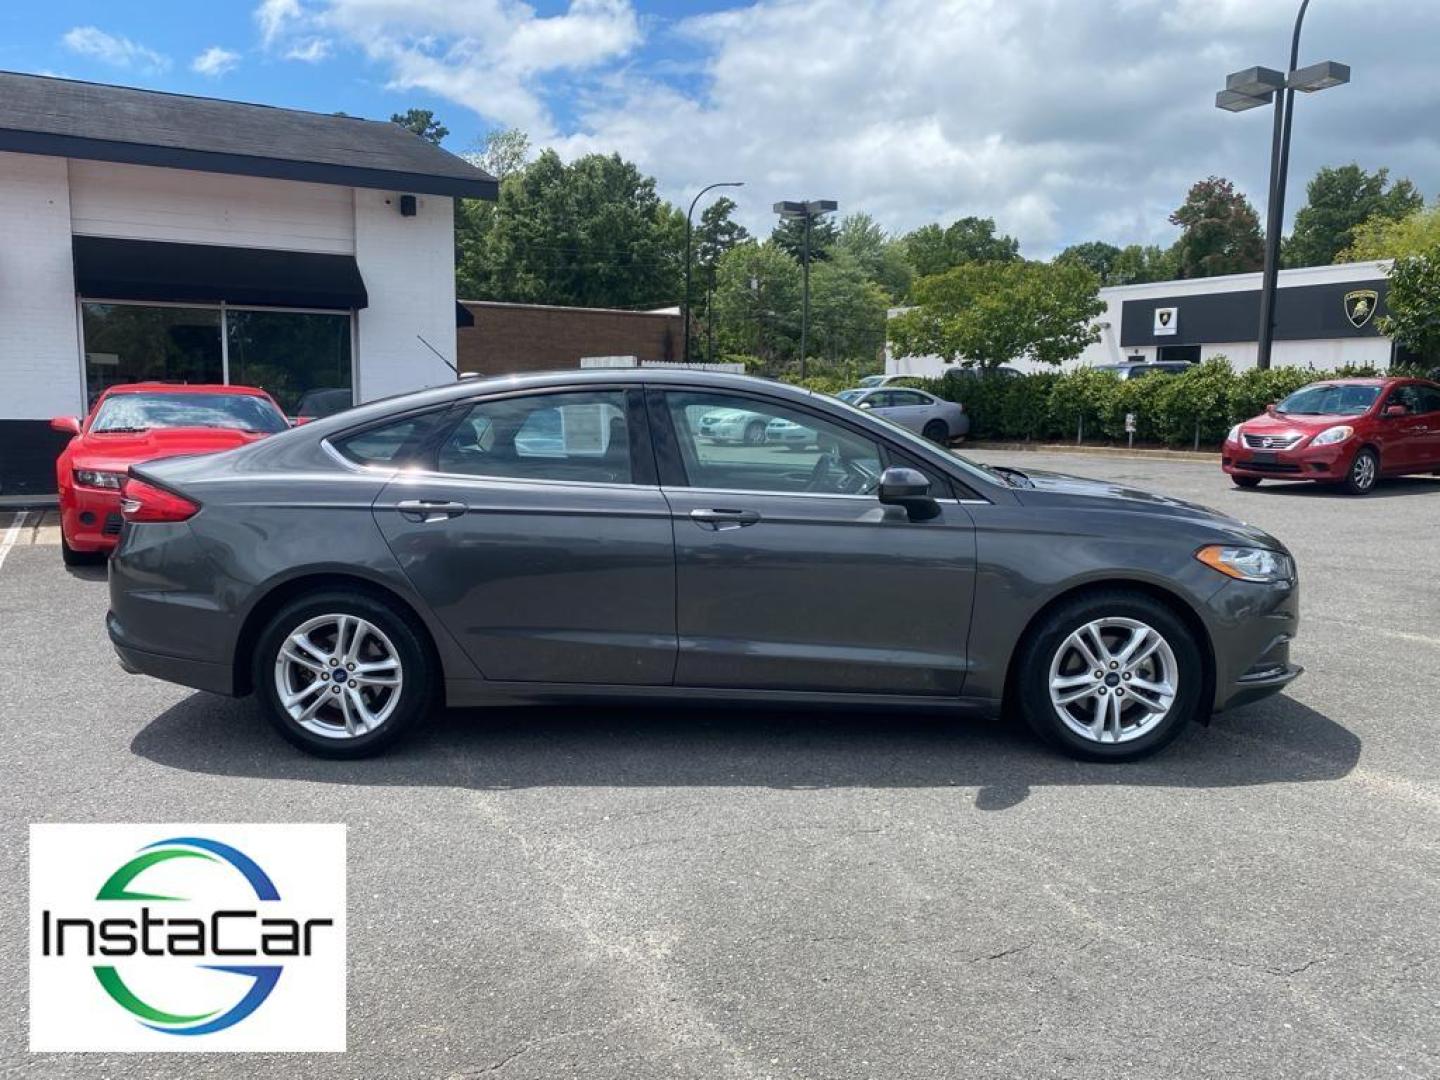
[253,590,435,758]
[743,420,766,446]
[1016,591,1204,761]
[922,419,949,444]
[61,534,105,567]
[1231,475,1262,489]
[1343,448,1379,495]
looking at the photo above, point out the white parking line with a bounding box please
[0,511,29,573]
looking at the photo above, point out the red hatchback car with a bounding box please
[51,383,290,564]
[1223,376,1440,495]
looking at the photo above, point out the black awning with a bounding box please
[72,235,368,310]
[456,301,475,327]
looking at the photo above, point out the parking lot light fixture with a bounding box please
[1213,0,1348,370]
[684,181,744,364]
[772,199,839,380]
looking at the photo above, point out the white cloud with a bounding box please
[259,0,641,138]
[61,26,170,74]
[253,0,1440,255]
[191,46,241,77]
[256,0,304,46]
[285,37,332,63]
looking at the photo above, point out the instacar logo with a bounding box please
[30,824,346,1053]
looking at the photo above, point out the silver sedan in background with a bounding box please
[837,387,969,444]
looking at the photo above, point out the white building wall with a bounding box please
[352,189,457,402]
[0,152,82,418]
[68,160,354,254]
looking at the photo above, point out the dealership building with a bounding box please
[0,70,497,498]
[888,260,1406,377]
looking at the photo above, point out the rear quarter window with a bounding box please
[332,415,435,466]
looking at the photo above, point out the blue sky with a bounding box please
[4,1,1438,256]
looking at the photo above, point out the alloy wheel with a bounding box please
[1351,452,1377,492]
[1047,617,1178,744]
[274,613,404,739]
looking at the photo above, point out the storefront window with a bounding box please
[81,304,222,406]
[226,309,352,416]
[79,302,354,416]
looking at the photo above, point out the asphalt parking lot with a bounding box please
[2,451,1438,1079]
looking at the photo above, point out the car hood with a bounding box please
[1013,469,1284,547]
[1241,411,1360,434]
[71,427,267,470]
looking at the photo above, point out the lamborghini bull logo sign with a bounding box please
[1343,289,1379,330]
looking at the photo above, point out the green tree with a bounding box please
[459,150,683,309]
[390,108,448,145]
[806,253,892,367]
[888,261,1104,371]
[1055,241,1122,281]
[711,242,803,369]
[1342,201,1440,261]
[1284,164,1423,267]
[1170,177,1264,278]
[770,213,839,262]
[902,217,1021,278]
[1378,253,1440,364]
[1107,243,1179,285]
[469,127,530,178]
[696,197,750,266]
[834,212,912,301]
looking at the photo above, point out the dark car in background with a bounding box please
[1093,362,1194,380]
[108,370,1300,763]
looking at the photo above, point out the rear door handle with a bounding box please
[396,499,468,522]
[690,508,761,531]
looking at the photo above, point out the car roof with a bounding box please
[101,382,273,397]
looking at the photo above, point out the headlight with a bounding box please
[1226,424,1242,444]
[1195,544,1294,583]
[73,468,125,490]
[1310,425,1353,447]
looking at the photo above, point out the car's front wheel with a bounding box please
[61,534,105,567]
[1231,475,1261,489]
[1016,591,1204,761]
[253,590,436,758]
[1343,448,1379,495]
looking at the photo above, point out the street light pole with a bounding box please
[772,199,838,381]
[683,181,743,365]
[1215,0,1346,370]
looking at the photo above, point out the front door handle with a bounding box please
[690,508,761,531]
[396,499,468,523]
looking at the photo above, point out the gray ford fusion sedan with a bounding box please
[107,369,1301,761]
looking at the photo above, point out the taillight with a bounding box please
[120,478,198,523]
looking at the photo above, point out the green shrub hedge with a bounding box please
[913,358,1423,448]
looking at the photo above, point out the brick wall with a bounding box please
[457,301,682,376]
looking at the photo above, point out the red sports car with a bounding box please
[1223,376,1440,495]
[51,383,290,564]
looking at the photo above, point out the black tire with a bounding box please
[1015,590,1205,762]
[61,534,105,567]
[252,589,437,758]
[922,419,949,445]
[1231,475,1262,489]
[1342,447,1379,496]
[743,420,766,446]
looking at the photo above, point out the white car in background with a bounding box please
[836,386,970,444]
[698,407,770,445]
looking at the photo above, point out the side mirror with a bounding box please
[1384,404,1409,418]
[50,416,81,435]
[292,416,314,426]
[858,401,874,410]
[878,466,940,522]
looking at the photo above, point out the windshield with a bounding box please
[1276,384,1381,416]
[91,392,289,433]
[836,390,865,402]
